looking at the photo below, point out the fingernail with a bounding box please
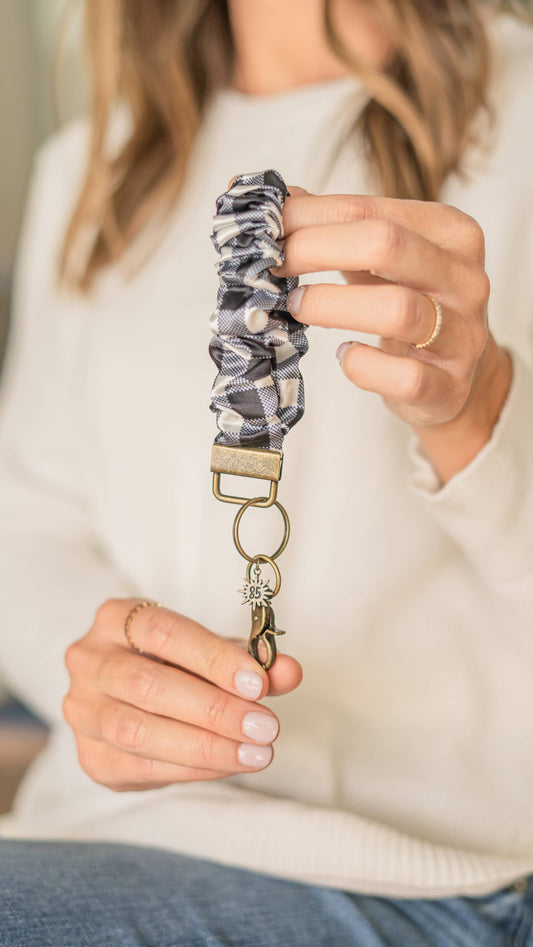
[336,341,356,364]
[242,712,279,743]
[286,286,305,315]
[234,669,263,699]
[238,743,273,769]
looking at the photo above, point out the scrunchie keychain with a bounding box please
[209,170,309,669]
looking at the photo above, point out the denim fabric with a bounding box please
[1,839,532,946]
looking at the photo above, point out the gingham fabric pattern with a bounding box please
[209,170,309,451]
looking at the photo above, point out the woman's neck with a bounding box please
[226,0,391,95]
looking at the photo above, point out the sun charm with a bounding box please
[238,563,274,607]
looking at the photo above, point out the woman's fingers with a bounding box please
[92,600,273,700]
[65,600,305,791]
[283,184,308,199]
[275,219,464,301]
[288,282,441,347]
[282,192,485,260]
[336,341,456,418]
[227,636,304,697]
[264,651,304,696]
[269,185,494,438]
[93,647,280,747]
[226,174,308,206]
[66,694,275,775]
[75,734,234,792]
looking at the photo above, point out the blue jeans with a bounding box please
[1,840,532,946]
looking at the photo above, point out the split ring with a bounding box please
[246,555,282,598]
[232,496,290,563]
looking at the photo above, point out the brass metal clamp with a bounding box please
[210,444,289,669]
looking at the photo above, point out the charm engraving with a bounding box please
[238,562,274,607]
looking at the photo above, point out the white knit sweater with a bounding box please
[1,15,533,899]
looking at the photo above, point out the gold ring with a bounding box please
[124,600,162,653]
[413,295,443,349]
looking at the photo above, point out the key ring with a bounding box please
[232,497,290,563]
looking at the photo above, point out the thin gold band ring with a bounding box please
[413,295,443,350]
[124,600,163,653]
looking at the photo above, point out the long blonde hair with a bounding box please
[60,0,529,290]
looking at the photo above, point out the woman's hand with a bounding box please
[63,599,302,792]
[275,189,513,483]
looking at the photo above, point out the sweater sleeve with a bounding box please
[0,134,135,727]
[407,347,533,623]
[406,19,533,624]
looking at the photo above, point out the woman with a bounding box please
[1,0,533,943]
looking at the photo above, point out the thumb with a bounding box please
[228,636,303,697]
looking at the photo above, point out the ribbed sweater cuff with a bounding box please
[407,350,533,596]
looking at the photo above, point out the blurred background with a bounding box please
[0,0,85,813]
[0,0,84,367]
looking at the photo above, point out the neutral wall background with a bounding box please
[0,0,84,372]
[0,2,86,805]
[0,1,84,707]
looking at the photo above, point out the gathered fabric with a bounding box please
[208,170,308,451]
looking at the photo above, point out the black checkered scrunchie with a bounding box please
[209,170,309,451]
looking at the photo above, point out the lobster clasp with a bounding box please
[248,603,286,671]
